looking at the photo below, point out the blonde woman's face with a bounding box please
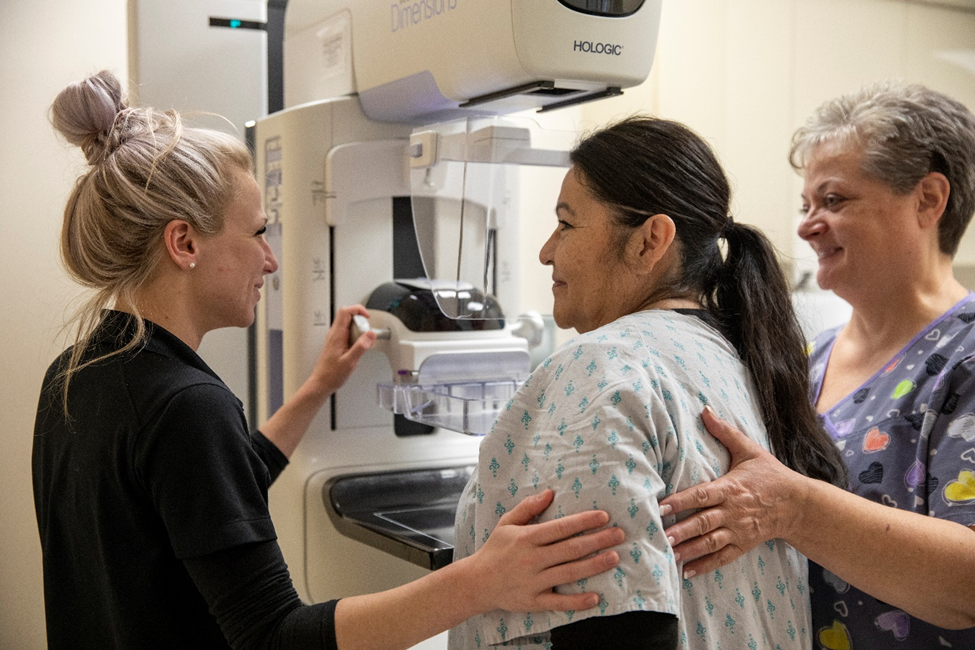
[195,169,278,330]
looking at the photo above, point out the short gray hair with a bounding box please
[790,82,975,256]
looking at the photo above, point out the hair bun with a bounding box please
[50,70,129,165]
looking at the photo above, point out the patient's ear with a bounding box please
[626,213,676,275]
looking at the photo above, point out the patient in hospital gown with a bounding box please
[447,116,846,649]
[450,311,809,649]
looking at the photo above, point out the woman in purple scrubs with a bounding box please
[660,82,975,649]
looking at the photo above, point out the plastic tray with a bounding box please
[377,379,523,435]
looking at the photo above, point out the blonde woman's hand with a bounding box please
[308,304,376,398]
[467,489,623,614]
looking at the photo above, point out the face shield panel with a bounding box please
[408,116,575,327]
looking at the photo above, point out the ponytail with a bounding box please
[712,222,848,487]
[570,115,848,488]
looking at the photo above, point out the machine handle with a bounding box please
[349,314,390,346]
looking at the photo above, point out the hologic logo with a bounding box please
[391,0,458,33]
[574,40,623,55]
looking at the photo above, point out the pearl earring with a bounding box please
[189,262,196,269]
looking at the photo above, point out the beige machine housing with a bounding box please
[256,3,661,648]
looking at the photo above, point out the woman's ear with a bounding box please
[915,171,950,230]
[627,213,676,274]
[162,220,199,271]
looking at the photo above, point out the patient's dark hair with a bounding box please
[570,116,847,487]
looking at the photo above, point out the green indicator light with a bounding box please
[230,19,241,28]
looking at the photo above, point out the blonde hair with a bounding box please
[50,70,253,407]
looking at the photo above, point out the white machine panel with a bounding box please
[284,0,662,121]
[255,5,661,649]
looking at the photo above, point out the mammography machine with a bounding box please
[252,2,661,647]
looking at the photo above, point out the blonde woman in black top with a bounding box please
[32,70,624,650]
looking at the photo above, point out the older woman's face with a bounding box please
[539,168,629,333]
[798,144,926,298]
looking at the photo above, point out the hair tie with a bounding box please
[85,108,133,166]
[721,217,736,238]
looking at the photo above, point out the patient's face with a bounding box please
[539,167,628,334]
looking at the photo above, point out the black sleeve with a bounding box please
[251,430,289,484]
[183,540,339,650]
[549,611,679,650]
[140,385,279,558]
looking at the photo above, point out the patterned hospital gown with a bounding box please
[449,310,811,650]
[807,293,975,650]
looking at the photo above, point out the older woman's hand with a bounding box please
[659,407,809,578]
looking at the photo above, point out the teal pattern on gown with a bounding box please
[449,310,811,650]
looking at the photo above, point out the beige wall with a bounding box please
[0,1,127,646]
[1,1,973,647]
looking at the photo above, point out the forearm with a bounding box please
[788,477,975,629]
[665,407,975,631]
[333,555,483,650]
[263,305,375,459]
[333,493,623,650]
[260,378,330,459]
[184,541,338,650]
